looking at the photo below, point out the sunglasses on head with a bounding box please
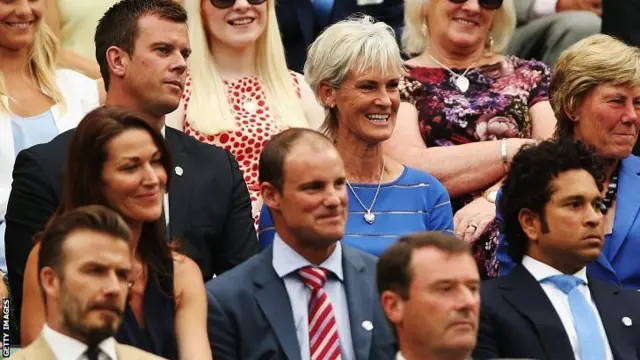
[449,0,503,10]
[210,0,267,9]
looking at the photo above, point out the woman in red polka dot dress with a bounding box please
[170,0,324,229]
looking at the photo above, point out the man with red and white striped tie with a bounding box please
[205,128,396,360]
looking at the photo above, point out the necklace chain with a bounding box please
[346,157,385,218]
[425,52,479,78]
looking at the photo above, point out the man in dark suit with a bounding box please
[206,128,395,360]
[4,0,257,336]
[474,138,640,360]
[377,232,480,360]
[276,0,404,73]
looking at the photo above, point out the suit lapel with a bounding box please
[501,266,575,360]
[590,279,637,360]
[165,128,193,240]
[253,247,302,360]
[606,156,640,261]
[343,247,373,360]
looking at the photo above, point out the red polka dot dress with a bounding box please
[182,73,301,228]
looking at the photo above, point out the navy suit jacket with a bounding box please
[474,265,640,360]
[276,0,404,73]
[497,155,640,288]
[206,244,396,360]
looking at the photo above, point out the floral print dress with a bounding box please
[400,55,551,276]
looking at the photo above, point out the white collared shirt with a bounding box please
[522,256,614,360]
[41,324,118,360]
[272,234,355,360]
[160,126,170,226]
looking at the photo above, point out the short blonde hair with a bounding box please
[184,0,307,134]
[304,16,405,139]
[0,21,63,113]
[550,34,640,138]
[402,0,516,56]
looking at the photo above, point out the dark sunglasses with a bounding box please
[210,0,267,9]
[449,0,503,10]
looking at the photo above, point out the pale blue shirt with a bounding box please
[272,234,355,360]
[0,110,56,273]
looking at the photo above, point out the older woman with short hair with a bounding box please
[497,34,640,288]
[258,16,454,256]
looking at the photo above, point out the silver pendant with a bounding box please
[243,100,257,113]
[364,211,375,224]
[455,75,469,93]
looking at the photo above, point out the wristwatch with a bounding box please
[483,189,498,203]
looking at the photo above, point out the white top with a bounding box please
[272,234,355,360]
[42,324,118,360]
[0,69,100,220]
[522,256,614,360]
[531,0,559,18]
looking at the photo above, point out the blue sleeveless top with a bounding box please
[116,256,178,359]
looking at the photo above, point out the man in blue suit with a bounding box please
[205,128,396,360]
[475,138,640,360]
[276,0,404,73]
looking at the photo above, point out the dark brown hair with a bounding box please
[95,0,188,90]
[38,205,131,279]
[376,232,471,300]
[52,105,173,279]
[258,128,335,192]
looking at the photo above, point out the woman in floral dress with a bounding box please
[383,0,557,277]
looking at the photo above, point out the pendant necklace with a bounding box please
[426,53,479,93]
[346,157,385,225]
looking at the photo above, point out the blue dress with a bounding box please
[259,166,454,256]
[116,256,178,359]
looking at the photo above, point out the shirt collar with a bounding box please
[272,233,343,281]
[42,324,118,360]
[522,255,588,283]
[161,125,166,138]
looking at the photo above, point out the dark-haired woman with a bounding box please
[21,106,212,359]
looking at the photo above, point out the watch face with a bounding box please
[487,191,497,203]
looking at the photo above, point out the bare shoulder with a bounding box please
[171,252,202,278]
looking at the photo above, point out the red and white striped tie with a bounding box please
[298,266,342,360]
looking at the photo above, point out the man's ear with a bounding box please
[261,182,282,212]
[380,290,405,325]
[519,208,541,243]
[106,46,129,79]
[39,267,61,300]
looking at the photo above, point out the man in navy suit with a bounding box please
[206,128,396,360]
[474,138,640,360]
[276,0,404,73]
[378,232,480,360]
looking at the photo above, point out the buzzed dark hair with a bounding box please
[94,0,187,90]
[38,205,131,279]
[259,128,335,191]
[376,232,471,300]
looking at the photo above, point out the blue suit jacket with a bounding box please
[497,155,640,288]
[205,244,396,360]
[276,0,404,73]
[474,265,640,360]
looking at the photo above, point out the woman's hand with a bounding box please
[454,196,497,243]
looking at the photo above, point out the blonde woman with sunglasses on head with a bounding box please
[383,0,557,277]
[168,0,324,228]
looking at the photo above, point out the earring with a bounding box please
[486,35,495,53]
[421,23,427,37]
